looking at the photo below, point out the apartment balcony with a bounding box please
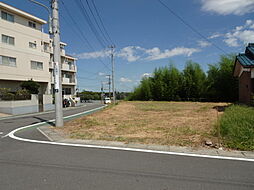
[51,76,54,83]
[51,77,76,85]
[44,46,52,53]
[49,62,53,69]
[62,77,76,85]
[61,63,76,72]
[60,48,65,56]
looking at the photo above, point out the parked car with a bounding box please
[104,97,111,104]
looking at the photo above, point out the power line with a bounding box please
[77,76,99,81]
[59,13,111,72]
[75,0,108,48]
[85,0,111,45]
[90,0,114,45]
[60,0,112,72]
[157,0,228,55]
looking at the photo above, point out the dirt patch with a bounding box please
[57,101,230,147]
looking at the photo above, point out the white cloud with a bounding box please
[223,20,254,47]
[141,73,152,78]
[208,33,222,39]
[201,0,254,15]
[76,46,200,62]
[98,72,106,76]
[145,47,200,61]
[197,40,211,47]
[76,50,110,59]
[224,38,239,47]
[120,77,132,83]
[117,46,143,62]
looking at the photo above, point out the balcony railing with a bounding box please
[49,62,53,69]
[60,48,65,56]
[62,77,76,84]
[61,63,76,71]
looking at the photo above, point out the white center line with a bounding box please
[0,132,3,135]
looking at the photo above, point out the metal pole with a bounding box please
[110,45,116,104]
[106,75,111,99]
[52,0,63,127]
[101,81,104,104]
[29,0,52,34]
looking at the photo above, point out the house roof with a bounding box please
[236,54,254,67]
[236,43,254,67]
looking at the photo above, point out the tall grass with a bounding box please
[220,105,254,150]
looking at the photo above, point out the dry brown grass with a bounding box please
[58,101,230,147]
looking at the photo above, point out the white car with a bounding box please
[104,97,111,104]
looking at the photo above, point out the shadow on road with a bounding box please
[33,116,55,126]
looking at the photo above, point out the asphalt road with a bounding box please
[0,103,254,190]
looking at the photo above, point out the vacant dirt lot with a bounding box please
[59,101,229,147]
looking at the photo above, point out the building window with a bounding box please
[43,42,50,52]
[63,88,71,95]
[0,56,16,67]
[28,21,36,29]
[29,42,37,49]
[31,61,43,70]
[2,34,15,45]
[1,11,14,22]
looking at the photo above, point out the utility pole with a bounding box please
[101,81,104,104]
[109,45,116,104]
[29,0,62,127]
[52,0,63,127]
[106,75,111,98]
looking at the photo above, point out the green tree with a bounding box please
[151,68,164,100]
[206,54,238,101]
[162,65,182,101]
[20,79,40,94]
[182,61,206,100]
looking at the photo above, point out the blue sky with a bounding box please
[3,0,254,92]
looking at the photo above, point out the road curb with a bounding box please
[38,124,254,161]
[6,104,254,162]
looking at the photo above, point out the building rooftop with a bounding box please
[0,2,47,24]
[236,43,254,67]
[65,54,77,60]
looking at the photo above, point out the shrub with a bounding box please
[0,88,11,95]
[1,93,15,100]
[20,79,40,94]
[16,89,30,96]
[220,105,254,150]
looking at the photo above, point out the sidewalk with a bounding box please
[0,103,90,121]
[0,112,11,118]
[38,125,254,160]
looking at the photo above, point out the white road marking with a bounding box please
[0,132,3,134]
[5,106,254,162]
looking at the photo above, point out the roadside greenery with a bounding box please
[219,105,254,151]
[78,91,131,101]
[0,88,31,100]
[128,55,238,102]
[20,79,40,94]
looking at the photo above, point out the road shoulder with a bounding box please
[38,124,254,160]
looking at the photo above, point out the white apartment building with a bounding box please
[0,2,77,98]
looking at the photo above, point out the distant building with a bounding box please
[0,2,77,98]
[233,43,254,104]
